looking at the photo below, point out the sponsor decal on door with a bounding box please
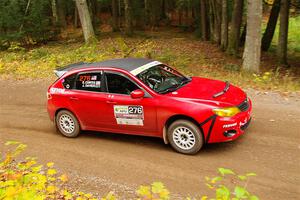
[113,105,144,126]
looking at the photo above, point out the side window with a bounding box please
[62,73,76,89]
[75,72,102,92]
[105,72,139,95]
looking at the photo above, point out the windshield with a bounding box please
[136,64,191,94]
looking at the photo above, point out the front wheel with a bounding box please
[167,120,203,154]
[55,110,80,137]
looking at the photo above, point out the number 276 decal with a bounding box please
[128,106,143,114]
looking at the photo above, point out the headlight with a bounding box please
[213,107,241,117]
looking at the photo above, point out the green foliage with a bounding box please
[204,168,258,200]
[1,141,260,200]
[0,0,54,46]
[266,16,300,54]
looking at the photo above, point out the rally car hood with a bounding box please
[165,77,247,106]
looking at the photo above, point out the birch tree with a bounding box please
[242,0,262,72]
[75,0,96,43]
[220,0,228,50]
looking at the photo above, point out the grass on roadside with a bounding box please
[0,31,299,92]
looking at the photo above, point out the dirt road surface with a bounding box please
[0,79,299,199]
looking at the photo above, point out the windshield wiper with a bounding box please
[179,77,192,86]
[158,86,178,94]
[213,81,230,98]
[158,77,191,94]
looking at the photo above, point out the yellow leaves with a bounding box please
[5,141,20,146]
[31,165,43,173]
[1,141,260,200]
[46,185,57,194]
[25,160,37,169]
[63,190,73,200]
[136,182,170,200]
[136,185,151,198]
[151,182,164,193]
[47,162,54,168]
[0,61,4,73]
[200,196,208,200]
[59,174,69,182]
[5,186,18,197]
[47,169,57,176]
[101,192,116,200]
[151,182,169,200]
[205,183,214,189]
[1,153,12,166]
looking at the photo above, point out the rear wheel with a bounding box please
[55,110,80,137]
[167,120,203,154]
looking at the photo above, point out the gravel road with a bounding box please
[0,79,299,199]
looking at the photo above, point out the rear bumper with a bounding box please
[47,99,56,122]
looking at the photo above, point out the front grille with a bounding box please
[238,98,250,112]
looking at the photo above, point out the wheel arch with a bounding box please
[163,114,203,144]
[54,108,83,129]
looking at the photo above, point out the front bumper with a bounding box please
[206,100,252,143]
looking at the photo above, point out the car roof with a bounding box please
[55,58,156,77]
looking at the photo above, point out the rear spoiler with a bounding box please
[54,62,87,77]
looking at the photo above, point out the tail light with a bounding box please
[47,92,52,100]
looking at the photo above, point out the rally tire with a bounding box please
[167,120,203,155]
[55,110,80,138]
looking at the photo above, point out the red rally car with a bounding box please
[47,58,252,154]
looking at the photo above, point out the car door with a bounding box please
[103,71,158,136]
[68,71,112,129]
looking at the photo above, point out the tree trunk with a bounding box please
[88,0,98,30]
[213,0,221,44]
[261,0,281,51]
[200,0,209,40]
[240,23,247,46]
[208,0,215,40]
[277,0,290,64]
[124,0,133,35]
[74,6,79,28]
[112,0,119,31]
[51,0,58,25]
[161,0,167,20]
[75,0,96,43]
[57,0,67,28]
[221,0,228,50]
[179,9,183,26]
[118,0,122,28]
[242,0,262,72]
[19,0,31,32]
[227,0,244,56]
[144,0,150,26]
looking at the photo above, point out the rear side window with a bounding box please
[62,74,76,89]
[105,72,139,95]
[75,72,102,92]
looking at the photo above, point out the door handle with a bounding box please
[106,100,116,104]
[70,97,78,101]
